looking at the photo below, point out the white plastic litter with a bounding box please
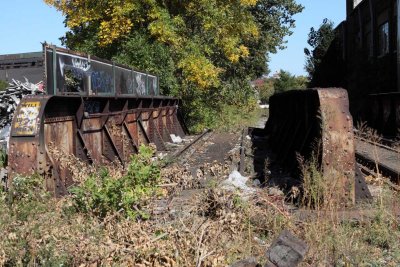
[222,170,256,195]
[253,179,261,187]
[170,134,183,144]
[0,125,10,152]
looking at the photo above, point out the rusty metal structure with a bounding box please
[261,88,371,204]
[5,45,187,195]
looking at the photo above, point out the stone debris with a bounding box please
[0,78,45,128]
[267,187,285,197]
[265,230,308,267]
[0,125,10,152]
[0,78,45,150]
[252,179,261,187]
[230,230,308,267]
[230,257,261,267]
[0,167,7,186]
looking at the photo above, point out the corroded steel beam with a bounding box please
[264,88,371,205]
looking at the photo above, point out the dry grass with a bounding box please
[0,164,291,266]
[1,132,400,266]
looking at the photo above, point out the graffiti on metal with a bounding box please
[45,45,159,96]
[12,101,41,136]
[84,100,101,113]
[91,70,113,93]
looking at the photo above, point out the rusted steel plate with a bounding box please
[318,89,361,205]
[8,95,187,195]
[264,88,371,205]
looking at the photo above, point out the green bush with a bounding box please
[0,80,8,91]
[301,156,325,208]
[0,149,6,168]
[274,70,308,93]
[69,145,161,219]
[182,79,261,133]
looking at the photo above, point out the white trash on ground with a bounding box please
[221,170,256,195]
[170,134,183,144]
[252,179,261,187]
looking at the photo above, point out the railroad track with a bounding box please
[355,136,400,184]
[164,129,213,166]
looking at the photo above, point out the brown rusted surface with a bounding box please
[263,88,371,205]
[8,95,187,196]
[318,89,357,205]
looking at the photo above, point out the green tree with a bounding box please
[45,0,303,130]
[304,19,335,78]
[274,70,308,93]
[256,78,275,103]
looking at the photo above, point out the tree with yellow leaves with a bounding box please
[45,0,303,130]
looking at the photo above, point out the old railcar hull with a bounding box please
[7,95,187,195]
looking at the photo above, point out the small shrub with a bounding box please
[301,156,325,208]
[0,80,8,91]
[0,149,6,168]
[8,174,49,204]
[182,79,262,133]
[69,145,161,219]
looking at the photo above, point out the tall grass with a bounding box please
[0,149,6,168]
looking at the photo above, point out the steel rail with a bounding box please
[355,151,400,184]
[172,129,211,159]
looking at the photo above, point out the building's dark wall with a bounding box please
[314,0,398,117]
[0,52,44,84]
[345,0,398,116]
[346,0,396,93]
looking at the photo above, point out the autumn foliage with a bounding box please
[45,0,303,130]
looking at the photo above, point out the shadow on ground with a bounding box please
[248,127,301,195]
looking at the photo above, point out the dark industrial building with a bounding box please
[315,0,399,97]
[310,0,400,135]
[0,52,44,83]
[344,0,399,94]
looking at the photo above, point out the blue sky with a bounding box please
[269,0,346,76]
[0,0,345,76]
[0,0,66,54]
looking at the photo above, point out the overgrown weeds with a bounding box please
[1,140,400,265]
[296,136,400,265]
[183,82,265,133]
[300,155,325,209]
[0,149,6,168]
[300,184,400,266]
[70,145,161,219]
